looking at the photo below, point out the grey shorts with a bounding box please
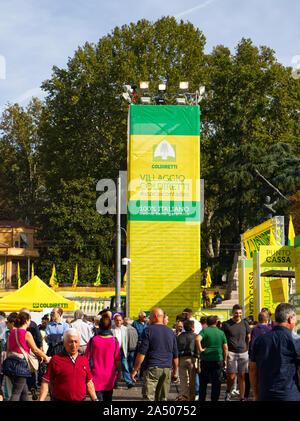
[226,351,249,374]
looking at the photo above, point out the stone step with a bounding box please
[210,297,239,310]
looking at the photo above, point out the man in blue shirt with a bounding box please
[132,311,148,378]
[250,302,300,401]
[130,308,178,401]
[45,307,69,356]
[132,311,148,342]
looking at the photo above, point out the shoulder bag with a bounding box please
[15,329,39,373]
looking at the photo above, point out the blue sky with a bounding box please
[0,0,299,111]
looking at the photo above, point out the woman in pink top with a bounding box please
[85,314,121,401]
[6,311,50,401]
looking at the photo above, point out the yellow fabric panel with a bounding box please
[128,221,200,321]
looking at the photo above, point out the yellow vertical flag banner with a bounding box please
[202,268,212,288]
[72,264,78,288]
[238,259,254,318]
[17,262,22,289]
[49,264,59,288]
[269,228,277,246]
[94,264,101,286]
[127,105,201,322]
[31,263,34,279]
[288,215,295,247]
[288,215,295,270]
[294,244,300,333]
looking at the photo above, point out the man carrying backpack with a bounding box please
[176,319,199,401]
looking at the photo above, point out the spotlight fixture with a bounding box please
[175,97,186,105]
[179,81,189,90]
[158,83,166,92]
[139,81,149,90]
[140,97,151,105]
[155,96,166,105]
[122,80,203,106]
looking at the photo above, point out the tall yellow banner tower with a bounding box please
[127,105,201,322]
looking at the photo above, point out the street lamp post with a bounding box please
[115,176,122,313]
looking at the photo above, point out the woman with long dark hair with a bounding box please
[5,311,50,401]
[85,314,121,401]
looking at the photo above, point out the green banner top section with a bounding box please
[130,104,200,136]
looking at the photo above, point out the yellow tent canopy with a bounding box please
[0,275,79,312]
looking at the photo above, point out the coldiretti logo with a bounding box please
[153,140,176,162]
[32,303,69,309]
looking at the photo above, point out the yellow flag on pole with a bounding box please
[17,262,22,289]
[94,264,101,287]
[31,263,34,279]
[72,264,78,288]
[206,267,212,288]
[269,228,277,245]
[49,264,59,288]
[201,268,212,288]
[288,215,295,247]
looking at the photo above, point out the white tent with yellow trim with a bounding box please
[0,275,79,312]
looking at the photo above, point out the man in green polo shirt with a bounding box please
[196,315,228,401]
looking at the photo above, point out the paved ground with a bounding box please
[111,379,250,401]
[29,378,250,402]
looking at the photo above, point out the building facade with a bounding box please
[0,221,39,288]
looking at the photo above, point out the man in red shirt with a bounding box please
[38,328,98,401]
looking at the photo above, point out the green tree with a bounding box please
[202,142,300,277]
[200,38,300,277]
[1,18,299,283]
[39,17,206,190]
[0,98,45,223]
[36,178,114,285]
[201,39,300,154]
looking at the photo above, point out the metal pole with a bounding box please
[115,177,122,313]
[242,259,245,316]
[28,256,30,282]
[126,243,130,318]
[257,252,261,313]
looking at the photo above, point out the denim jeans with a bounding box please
[9,376,29,401]
[127,350,136,373]
[120,349,132,385]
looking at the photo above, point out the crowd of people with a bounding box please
[0,301,300,402]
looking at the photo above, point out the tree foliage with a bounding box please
[0,98,45,222]
[286,190,300,236]
[36,178,114,285]
[0,17,299,284]
[39,17,206,190]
